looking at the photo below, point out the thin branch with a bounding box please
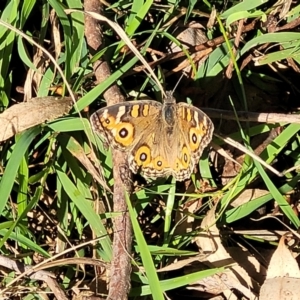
[202,108,300,124]
[84,1,133,300]
[0,255,68,300]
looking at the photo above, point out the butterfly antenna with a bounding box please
[171,73,185,96]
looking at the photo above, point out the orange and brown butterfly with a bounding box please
[90,92,214,181]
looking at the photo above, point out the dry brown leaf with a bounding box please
[168,21,208,76]
[0,96,73,142]
[260,277,300,300]
[186,272,228,295]
[194,206,259,299]
[227,247,266,285]
[267,236,300,279]
[230,189,269,207]
[23,48,45,102]
[156,254,209,273]
[66,136,111,192]
[233,229,286,242]
[260,236,300,299]
[50,8,62,64]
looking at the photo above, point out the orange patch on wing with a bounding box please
[100,115,116,130]
[131,105,140,118]
[142,104,150,116]
[186,109,192,122]
[180,146,190,168]
[135,145,151,166]
[114,122,134,146]
[173,158,182,172]
[152,156,168,170]
[189,127,202,151]
[180,107,186,120]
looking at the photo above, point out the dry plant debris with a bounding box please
[0,96,73,142]
[260,236,300,300]
[0,0,300,299]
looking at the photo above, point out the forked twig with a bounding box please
[207,107,300,177]
[0,255,67,300]
[215,133,283,177]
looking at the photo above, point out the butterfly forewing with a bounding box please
[91,101,162,151]
[177,102,214,159]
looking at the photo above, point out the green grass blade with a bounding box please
[0,127,41,216]
[221,0,269,19]
[125,0,153,36]
[163,180,176,247]
[126,193,164,300]
[225,174,300,223]
[55,168,112,261]
[225,10,266,27]
[20,0,36,27]
[256,48,300,65]
[76,55,139,111]
[242,32,300,55]
[0,186,43,248]
[17,154,28,217]
[253,159,300,228]
[0,229,50,257]
[65,0,84,77]
[0,1,18,106]
[130,267,224,296]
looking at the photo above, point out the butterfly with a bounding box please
[90,92,214,181]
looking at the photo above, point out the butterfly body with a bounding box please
[91,92,214,181]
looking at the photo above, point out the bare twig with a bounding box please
[84,1,132,299]
[276,17,300,32]
[0,255,68,300]
[215,133,283,177]
[126,18,260,77]
[225,19,244,79]
[202,108,300,124]
[4,237,108,293]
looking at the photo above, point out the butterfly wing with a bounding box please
[90,100,162,151]
[128,115,179,180]
[91,99,214,182]
[171,102,214,180]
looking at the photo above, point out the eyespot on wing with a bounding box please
[134,145,152,167]
[113,122,135,147]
